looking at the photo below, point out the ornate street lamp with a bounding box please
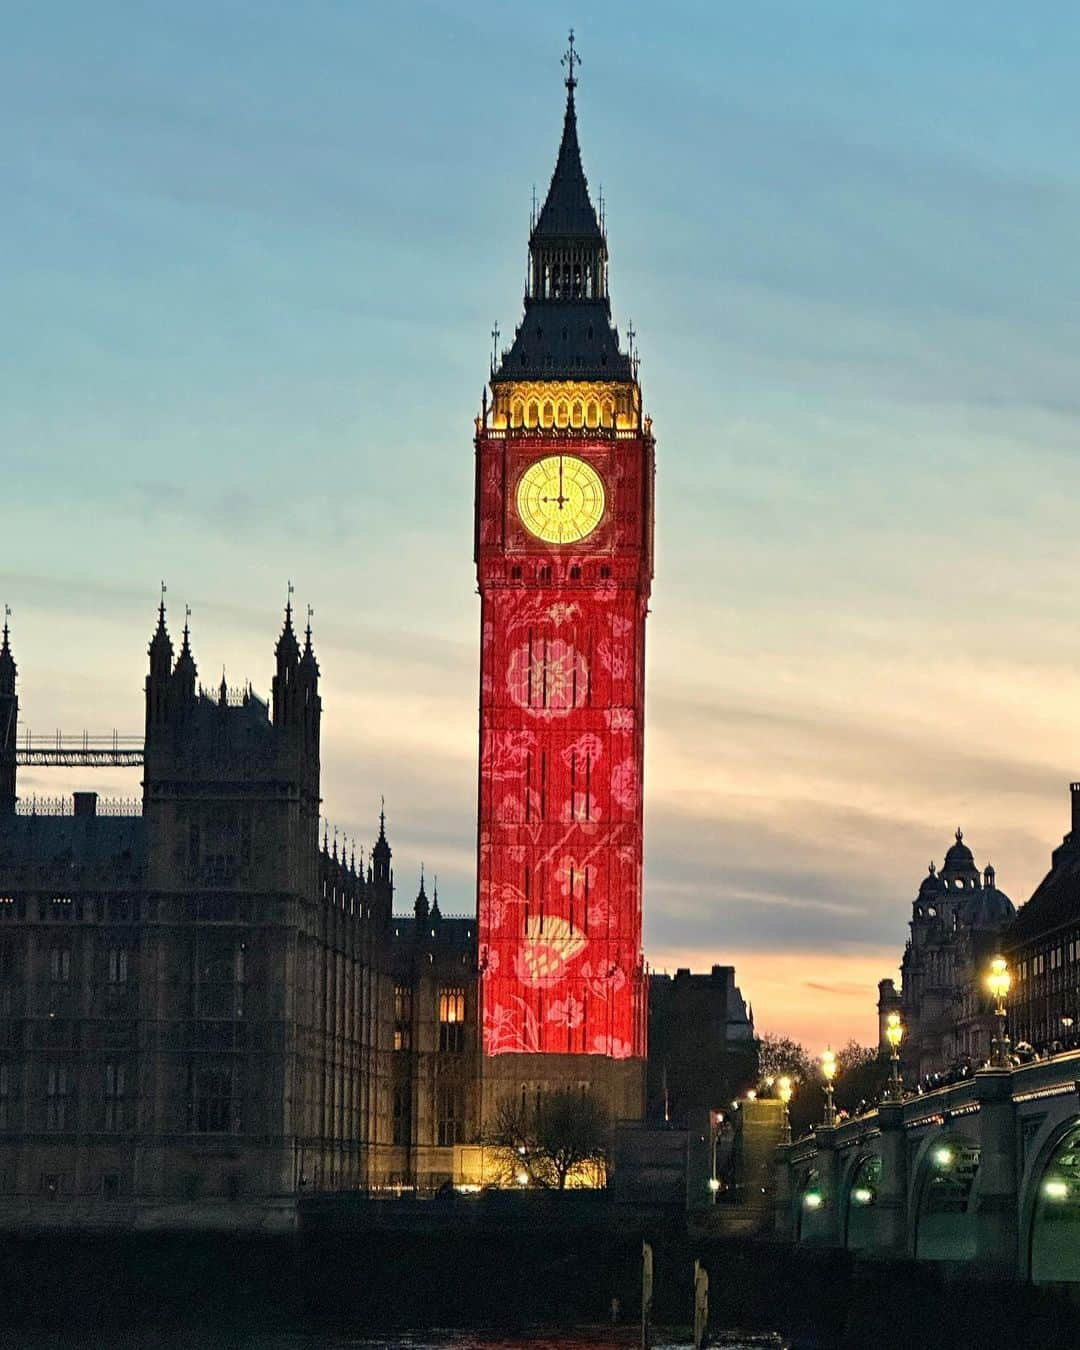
[778,1075,793,1143]
[821,1047,837,1127]
[987,955,1012,1068]
[885,1011,905,1100]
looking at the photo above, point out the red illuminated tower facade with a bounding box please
[475,51,654,1118]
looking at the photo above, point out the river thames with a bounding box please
[0,1333,794,1350]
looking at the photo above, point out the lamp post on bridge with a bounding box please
[777,1075,793,1143]
[820,1048,837,1127]
[987,955,1012,1069]
[884,1011,905,1101]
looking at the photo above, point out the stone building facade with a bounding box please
[388,881,481,1190]
[1005,783,1080,1050]
[879,829,1015,1082]
[0,606,477,1228]
[646,965,756,1125]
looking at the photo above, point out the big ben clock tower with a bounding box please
[475,36,654,1122]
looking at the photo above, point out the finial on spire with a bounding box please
[160,579,167,617]
[562,27,580,93]
[956,827,963,843]
[490,321,500,375]
[379,795,386,838]
[286,579,294,621]
[2,604,10,646]
[305,604,314,646]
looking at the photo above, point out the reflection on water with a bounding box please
[0,1333,792,1350]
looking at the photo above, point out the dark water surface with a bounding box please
[0,1334,790,1350]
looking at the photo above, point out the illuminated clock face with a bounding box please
[516,455,605,544]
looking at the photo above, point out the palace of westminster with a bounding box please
[5,46,1080,1233]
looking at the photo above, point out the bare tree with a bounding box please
[486,1089,610,1189]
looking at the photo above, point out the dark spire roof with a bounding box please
[276,589,300,665]
[149,590,173,672]
[414,865,429,923]
[492,43,633,386]
[299,606,319,679]
[431,876,442,921]
[372,799,391,862]
[533,85,602,240]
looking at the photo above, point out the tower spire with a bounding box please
[0,605,13,691]
[561,27,579,94]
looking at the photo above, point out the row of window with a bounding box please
[0,1061,128,1133]
[0,897,142,923]
[0,944,134,985]
[509,395,614,429]
[1015,940,1080,984]
[506,563,612,582]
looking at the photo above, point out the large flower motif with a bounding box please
[506,639,588,718]
[607,708,634,732]
[546,994,584,1029]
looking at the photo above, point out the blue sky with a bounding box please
[5,1,1080,1045]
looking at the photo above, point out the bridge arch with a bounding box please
[911,1131,980,1261]
[841,1152,882,1251]
[1023,1115,1080,1283]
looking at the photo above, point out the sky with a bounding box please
[5,1,1080,1050]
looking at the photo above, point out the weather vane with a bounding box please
[490,321,500,371]
[562,28,580,91]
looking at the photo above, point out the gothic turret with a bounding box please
[414,867,429,925]
[0,609,17,814]
[272,596,300,727]
[145,595,174,739]
[171,611,197,715]
[372,802,392,889]
[298,611,321,761]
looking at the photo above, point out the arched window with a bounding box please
[571,401,584,427]
[556,401,569,428]
[586,401,599,427]
[602,400,615,427]
[542,401,554,427]
[511,401,524,428]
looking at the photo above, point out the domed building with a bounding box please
[878,831,1015,1082]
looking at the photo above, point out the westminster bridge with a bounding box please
[774,1051,1080,1282]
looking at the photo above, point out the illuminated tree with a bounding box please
[487,1089,610,1189]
